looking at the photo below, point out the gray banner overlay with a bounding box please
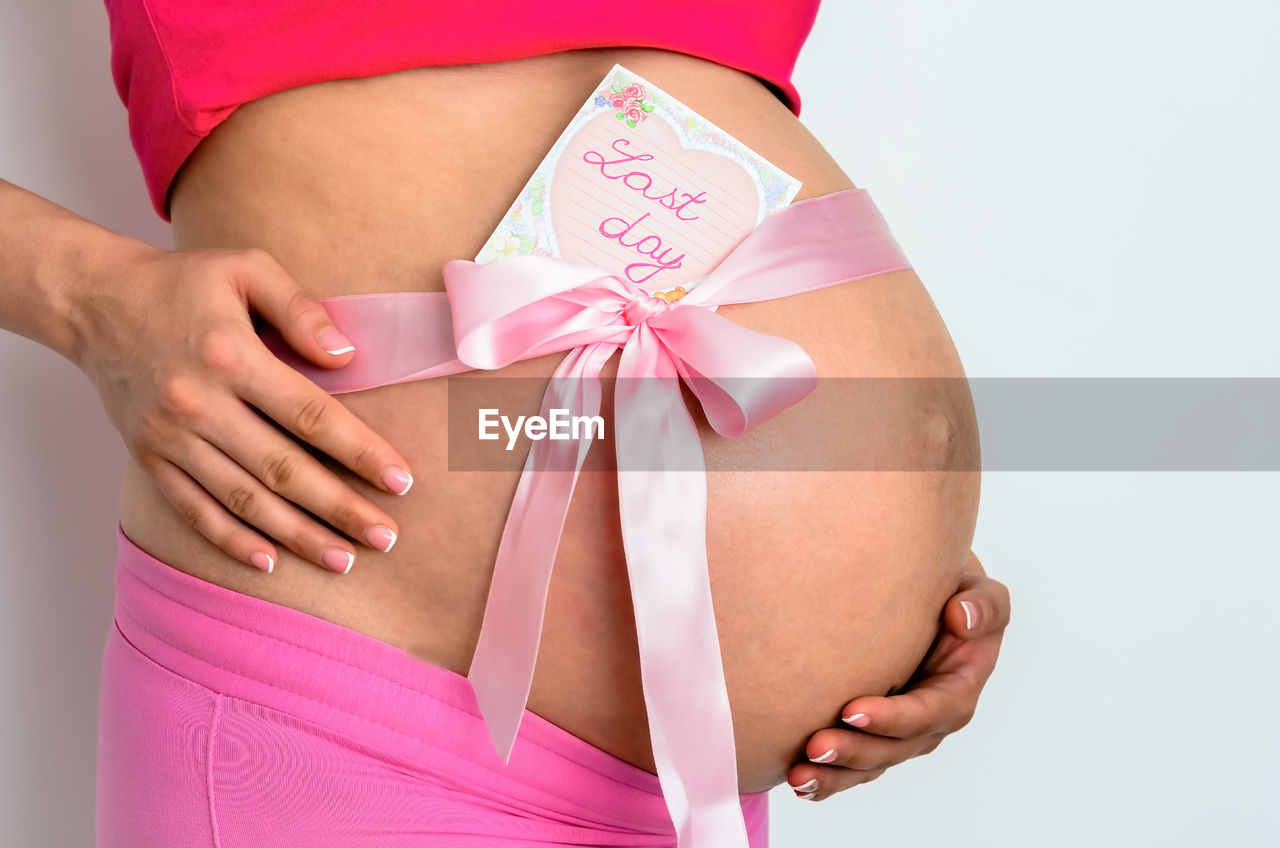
[446,377,1280,471]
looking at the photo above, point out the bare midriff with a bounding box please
[117,48,980,793]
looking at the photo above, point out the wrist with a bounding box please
[55,227,165,368]
[0,178,167,366]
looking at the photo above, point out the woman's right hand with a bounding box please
[71,242,414,575]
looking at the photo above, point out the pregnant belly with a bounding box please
[117,47,980,792]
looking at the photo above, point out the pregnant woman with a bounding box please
[0,2,1009,846]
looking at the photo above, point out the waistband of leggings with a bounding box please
[110,521,735,832]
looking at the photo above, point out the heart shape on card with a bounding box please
[550,110,761,293]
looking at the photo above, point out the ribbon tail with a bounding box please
[615,327,750,848]
[467,342,613,762]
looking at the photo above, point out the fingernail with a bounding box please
[961,600,977,630]
[382,466,414,496]
[842,712,871,728]
[792,778,818,794]
[249,551,274,573]
[809,748,838,764]
[317,326,356,356]
[366,525,397,553]
[797,791,817,801]
[322,547,355,574]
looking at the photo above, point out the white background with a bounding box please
[2,1,1278,845]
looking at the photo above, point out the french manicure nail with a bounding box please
[382,466,414,496]
[249,551,274,573]
[961,600,977,630]
[842,712,871,728]
[322,547,355,574]
[317,326,356,356]
[366,525,397,553]
[792,778,818,794]
[797,791,817,801]
[809,748,838,764]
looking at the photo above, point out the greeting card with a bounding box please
[475,64,802,299]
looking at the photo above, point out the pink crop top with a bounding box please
[102,0,821,221]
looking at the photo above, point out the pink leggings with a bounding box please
[96,524,770,846]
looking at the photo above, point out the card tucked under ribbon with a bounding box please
[476,64,802,294]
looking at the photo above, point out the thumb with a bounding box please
[235,249,355,368]
[943,572,1011,640]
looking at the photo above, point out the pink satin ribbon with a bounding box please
[260,187,911,847]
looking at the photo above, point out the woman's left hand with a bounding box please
[786,550,1010,801]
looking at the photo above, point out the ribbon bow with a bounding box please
[442,188,911,847]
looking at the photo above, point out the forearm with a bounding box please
[0,177,158,364]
